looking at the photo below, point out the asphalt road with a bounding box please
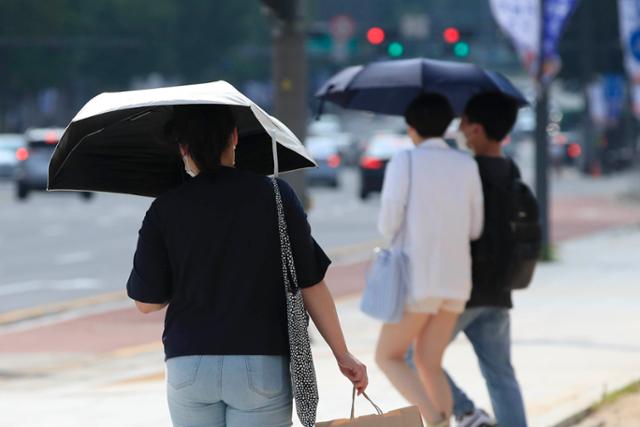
[0,168,381,315]
[1,142,638,318]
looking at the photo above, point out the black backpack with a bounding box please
[474,160,542,291]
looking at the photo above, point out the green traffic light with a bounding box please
[388,42,404,57]
[454,41,470,57]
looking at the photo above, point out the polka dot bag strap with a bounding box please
[271,178,319,427]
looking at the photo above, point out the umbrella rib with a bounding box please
[50,127,105,185]
[51,108,156,185]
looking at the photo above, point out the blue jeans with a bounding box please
[166,355,292,427]
[448,308,527,427]
[406,307,527,426]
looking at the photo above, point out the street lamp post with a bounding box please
[262,0,310,208]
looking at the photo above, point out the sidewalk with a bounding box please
[1,224,639,426]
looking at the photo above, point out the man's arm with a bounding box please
[470,162,484,240]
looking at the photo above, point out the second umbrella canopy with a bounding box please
[316,57,528,116]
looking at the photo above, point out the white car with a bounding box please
[0,133,25,179]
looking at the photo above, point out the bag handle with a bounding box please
[350,386,384,419]
[271,177,300,294]
[391,149,413,248]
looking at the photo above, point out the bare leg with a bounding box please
[375,313,441,423]
[414,309,460,420]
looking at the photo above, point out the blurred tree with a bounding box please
[0,0,271,128]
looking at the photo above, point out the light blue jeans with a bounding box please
[166,355,292,427]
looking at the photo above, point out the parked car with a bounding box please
[358,133,412,200]
[0,133,24,179]
[15,128,94,201]
[306,136,341,188]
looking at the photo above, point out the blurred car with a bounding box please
[0,133,24,179]
[550,129,583,167]
[15,128,94,201]
[306,136,341,188]
[358,133,413,200]
[308,114,358,166]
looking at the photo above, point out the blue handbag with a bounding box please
[360,151,412,323]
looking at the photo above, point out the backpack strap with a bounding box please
[507,157,522,181]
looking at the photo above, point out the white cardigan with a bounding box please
[378,138,484,302]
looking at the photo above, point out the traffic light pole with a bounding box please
[270,2,310,208]
[536,0,551,259]
[535,83,551,257]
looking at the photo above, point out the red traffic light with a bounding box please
[443,27,460,44]
[367,27,385,45]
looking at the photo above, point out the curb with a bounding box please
[0,240,381,327]
[0,291,127,326]
[549,379,640,427]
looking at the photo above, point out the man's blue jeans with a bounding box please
[407,307,527,427]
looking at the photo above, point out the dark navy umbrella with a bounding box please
[316,58,528,116]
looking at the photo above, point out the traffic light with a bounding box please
[366,27,386,45]
[454,41,470,57]
[388,41,404,57]
[443,26,471,58]
[443,27,460,44]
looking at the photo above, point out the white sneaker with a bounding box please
[455,408,497,427]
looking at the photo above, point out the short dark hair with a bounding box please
[464,92,518,142]
[404,93,454,138]
[165,104,237,173]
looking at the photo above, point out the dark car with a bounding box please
[306,136,341,188]
[0,133,24,179]
[358,133,412,200]
[15,128,93,201]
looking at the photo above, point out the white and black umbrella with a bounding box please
[48,81,316,197]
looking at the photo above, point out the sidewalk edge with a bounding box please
[0,291,127,326]
[550,378,640,427]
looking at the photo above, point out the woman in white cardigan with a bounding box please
[374,94,484,427]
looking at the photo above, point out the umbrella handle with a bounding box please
[271,130,279,178]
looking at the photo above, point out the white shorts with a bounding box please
[405,298,466,314]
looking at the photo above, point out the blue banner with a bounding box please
[541,0,579,79]
[491,0,579,80]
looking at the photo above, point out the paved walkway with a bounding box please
[1,223,640,426]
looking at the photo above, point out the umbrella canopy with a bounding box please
[49,81,316,197]
[315,58,528,116]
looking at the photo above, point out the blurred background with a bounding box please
[0,1,639,426]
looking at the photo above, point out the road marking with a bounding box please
[54,251,94,265]
[0,280,44,296]
[41,225,67,237]
[0,278,101,296]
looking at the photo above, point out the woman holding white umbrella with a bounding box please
[49,82,367,427]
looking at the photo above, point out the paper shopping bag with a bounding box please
[316,388,423,426]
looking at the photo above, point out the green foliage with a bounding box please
[0,0,271,95]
